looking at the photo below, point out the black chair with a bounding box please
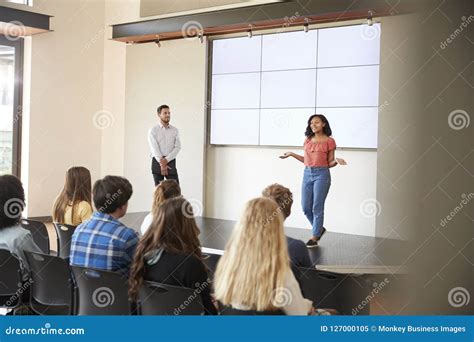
[20,219,50,255]
[0,250,26,311]
[219,304,284,315]
[24,251,73,315]
[297,267,370,315]
[71,266,132,315]
[52,223,77,259]
[138,281,204,315]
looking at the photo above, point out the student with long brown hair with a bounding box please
[129,197,217,315]
[140,180,181,235]
[52,166,92,225]
[214,197,313,315]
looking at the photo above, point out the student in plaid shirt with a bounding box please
[70,175,139,275]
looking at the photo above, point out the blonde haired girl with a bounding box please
[214,197,313,315]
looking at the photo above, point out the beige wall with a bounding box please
[100,0,141,176]
[20,0,141,217]
[23,0,106,216]
[123,38,208,213]
[140,0,264,17]
[375,14,421,239]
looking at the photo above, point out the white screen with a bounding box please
[261,30,318,71]
[210,24,381,148]
[259,108,312,146]
[212,36,262,74]
[318,23,381,67]
[316,65,380,107]
[211,73,261,109]
[261,69,316,108]
[318,107,378,148]
[210,109,260,145]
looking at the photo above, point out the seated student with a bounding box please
[140,180,181,235]
[214,197,313,315]
[52,166,93,226]
[69,175,138,275]
[0,175,42,279]
[262,184,312,269]
[129,197,217,315]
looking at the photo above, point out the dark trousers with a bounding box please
[151,158,179,186]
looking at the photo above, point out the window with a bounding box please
[0,36,23,176]
[4,0,31,5]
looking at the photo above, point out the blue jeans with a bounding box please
[301,167,331,237]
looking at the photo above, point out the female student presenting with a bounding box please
[280,114,345,248]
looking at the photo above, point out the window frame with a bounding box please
[0,35,24,177]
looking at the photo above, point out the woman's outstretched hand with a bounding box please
[279,152,292,159]
[336,158,347,165]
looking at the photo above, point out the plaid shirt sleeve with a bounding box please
[123,229,139,264]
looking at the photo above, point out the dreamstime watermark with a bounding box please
[5,323,85,336]
[181,21,203,40]
[275,12,300,34]
[263,194,293,226]
[379,100,390,114]
[272,114,290,129]
[360,23,380,41]
[271,287,293,307]
[448,287,470,308]
[204,100,211,112]
[12,105,23,125]
[440,15,474,50]
[173,280,210,315]
[448,109,470,130]
[82,28,105,52]
[359,198,382,218]
[92,287,115,308]
[3,198,25,219]
[81,7,131,52]
[92,110,115,130]
[181,198,203,218]
[352,278,390,315]
[4,278,33,308]
[97,189,123,213]
[4,21,26,41]
[439,193,473,228]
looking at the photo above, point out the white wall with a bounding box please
[206,146,377,236]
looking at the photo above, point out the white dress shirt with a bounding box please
[148,122,181,162]
[140,213,153,235]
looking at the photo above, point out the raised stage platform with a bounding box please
[122,213,408,275]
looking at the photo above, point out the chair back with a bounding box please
[53,223,77,259]
[138,281,204,315]
[71,266,132,315]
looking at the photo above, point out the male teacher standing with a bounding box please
[148,104,181,186]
